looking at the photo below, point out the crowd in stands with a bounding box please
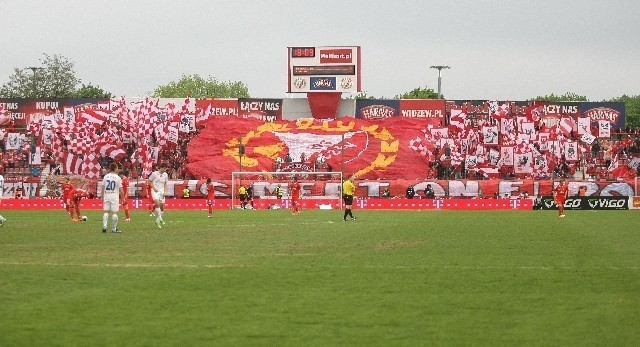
[428,129,640,180]
[2,122,640,183]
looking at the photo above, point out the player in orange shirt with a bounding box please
[205,178,215,218]
[119,171,131,221]
[61,179,74,215]
[553,179,569,218]
[290,176,301,216]
[69,188,89,221]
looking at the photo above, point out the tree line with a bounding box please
[1,54,637,127]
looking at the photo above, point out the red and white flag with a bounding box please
[449,109,467,129]
[79,108,110,125]
[559,117,576,136]
[430,127,449,140]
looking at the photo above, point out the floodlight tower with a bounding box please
[430,65,450,99]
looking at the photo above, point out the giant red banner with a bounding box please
[186,116,430,180]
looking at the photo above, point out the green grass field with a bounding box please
[1,208,639,346]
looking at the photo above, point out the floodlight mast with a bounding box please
[430,65,451,99]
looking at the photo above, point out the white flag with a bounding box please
[598,120,610,138]
[6,132,22,150]
[565,141,579,161]
[179,114,196,133]
[500,146,514,166]
[577,117,591,135]
[29,147,42,165]
[580,133,596,145]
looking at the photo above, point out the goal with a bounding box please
[231,171,344,210]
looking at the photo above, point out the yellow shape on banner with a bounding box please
[373,153,396,167]
[254,143,285,160]
[377,128,393,140]
[258,122,289,134]
[296,118,314,129]
[222,149,258,167]
[381,140,399,153]
[360,125,394,141]
[243,131,256,141]
[354,153,397,178]
[336,121,355,131]
[360,125,378,134]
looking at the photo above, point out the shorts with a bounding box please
[151,191,165,204]
[554,199,565,206]
[206,198,215,206]
[343,194,354,205]
[103,196,120,212]
[239,194,247,202]
[291,198,298,206]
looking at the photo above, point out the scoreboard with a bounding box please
[287,46,361,93]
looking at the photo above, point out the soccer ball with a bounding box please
[81,216,88,222]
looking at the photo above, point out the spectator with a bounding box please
[406,185,415,199]
[424,184,435,199]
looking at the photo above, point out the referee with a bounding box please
[342,174,356,221]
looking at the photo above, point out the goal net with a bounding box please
[231,171,344,210]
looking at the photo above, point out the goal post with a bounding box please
[231,171,344,210]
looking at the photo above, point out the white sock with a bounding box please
[155,207,162,222]
[111,214,119,230]
[0,215,5,222]
[103,213,109,229]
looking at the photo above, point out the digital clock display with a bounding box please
[291,47,316,58]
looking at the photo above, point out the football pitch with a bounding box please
[1,209,639,345]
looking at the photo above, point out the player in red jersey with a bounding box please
[69,188,89,221]
[553,179,569,218]
[290,176,301,216]
[61,180,75,214]
[146,178,155,216]
[205,178,215,218]
[119,171,131,221]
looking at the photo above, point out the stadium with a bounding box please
[2,17,640,346]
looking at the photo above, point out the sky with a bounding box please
[1,0,638,101]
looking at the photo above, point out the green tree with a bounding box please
[152,74,250,98]
[0,54,81,98]
[608,95,640,128]
[70,83,114,98]
[345,91,376,99]
[0,54,113,99]
[531,92,589,102]
[394,86,439,99]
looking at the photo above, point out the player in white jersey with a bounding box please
[148,163,169,229]
[101,163,124,233]
[0,172,6,226]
